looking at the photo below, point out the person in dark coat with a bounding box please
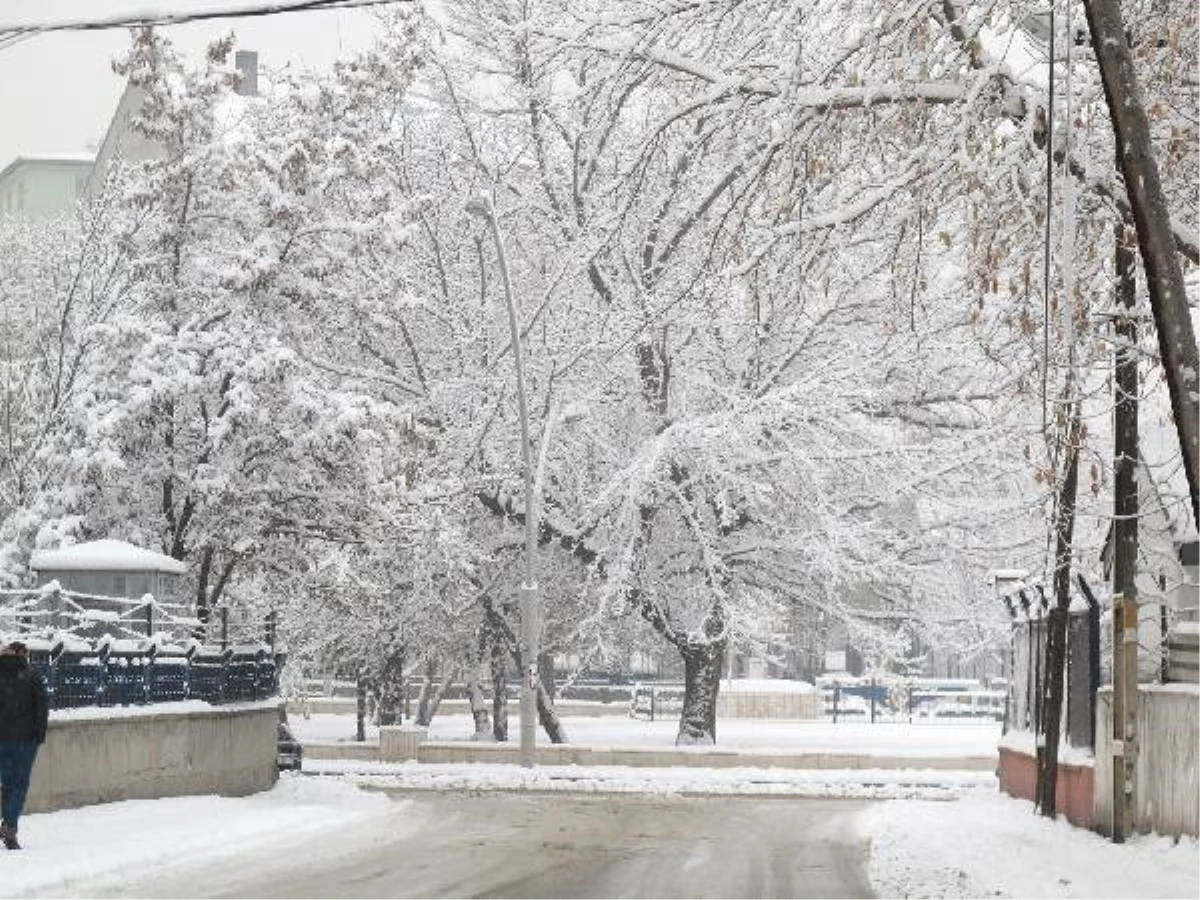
[0,641,48,850]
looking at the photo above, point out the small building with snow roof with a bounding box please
[31,539,186,603]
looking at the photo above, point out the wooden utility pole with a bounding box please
[1085,0,1200,528]
[1110,225,1141,842]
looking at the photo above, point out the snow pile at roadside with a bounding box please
[861,787,1199,899]
[0,777,398,899]
[315,759,995,800]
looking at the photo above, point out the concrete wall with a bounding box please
[0,159,92,219]
[1094,686,1199,839]
[27,702,280,814]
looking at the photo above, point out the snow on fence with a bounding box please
[1006,580,1100,751]
[0,584,283,709]
[0,584,277,649]
[630,680,821,721]
[21,638,281,710]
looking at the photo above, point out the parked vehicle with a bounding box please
[277,722,303,771]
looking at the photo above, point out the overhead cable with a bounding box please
[0,0,405,40]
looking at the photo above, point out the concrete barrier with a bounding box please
[301,740,381,762]
[381,725,428,761]
[997,745,1095,828]
[414,741,995,770]
[28,701,280,814]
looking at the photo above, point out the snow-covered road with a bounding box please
[93,791,875,899]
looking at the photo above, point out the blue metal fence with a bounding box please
[33,641,282,710]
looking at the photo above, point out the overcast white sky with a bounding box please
[0,0,388,171]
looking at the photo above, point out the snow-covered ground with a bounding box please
[3,713,1192,898]
[865,789,1199,899]
[2,775,1195,898]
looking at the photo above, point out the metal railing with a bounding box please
[30,638,282,710]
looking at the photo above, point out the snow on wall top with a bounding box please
[721,678,818,694]
[30,540,187,574]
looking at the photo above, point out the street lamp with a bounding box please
[466,194,539,767]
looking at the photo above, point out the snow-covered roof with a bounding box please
[0,153,95,183]
[30,540,187,575]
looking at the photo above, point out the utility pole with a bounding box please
[1110,224,1140,842]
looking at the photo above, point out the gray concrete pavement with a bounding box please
[112,791,876,898]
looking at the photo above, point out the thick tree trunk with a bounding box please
[676,607,727,746]
[1037,403,1082,817]
[677,640,725,745]
[1085,0,1200,527]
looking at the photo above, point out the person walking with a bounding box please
[0,641,48,850]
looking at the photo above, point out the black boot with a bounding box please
[0,821,19,850]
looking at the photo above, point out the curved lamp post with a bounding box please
[466,195,539,767]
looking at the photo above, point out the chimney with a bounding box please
[234,50,258,97]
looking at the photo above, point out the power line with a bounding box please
[0,0,405,41]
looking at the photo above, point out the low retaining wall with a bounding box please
[997,745,1095,828]
[28,701,280,814]
[416,742,994,769]
[1094,686,1199,838]
[320,727,994,770]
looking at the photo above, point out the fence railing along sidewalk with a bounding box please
[28,638,281,710]
[1,584,282,710]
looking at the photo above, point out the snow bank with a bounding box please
[0,777,399,898]
[861,787,1199,899]
[720,677,818,694]
[317,760,994,800]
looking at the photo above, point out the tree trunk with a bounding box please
[1085,0,1200,527]
[676,612,727,745]
[377,651,406,726]
[491,633,509,742]
[356,672,366,742]
[536,680,568,743]
[677,643,724,745]
[1037,403,1082,817]
[538,651,557,702]
[466,677,493,740]
[415,661,454,727]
